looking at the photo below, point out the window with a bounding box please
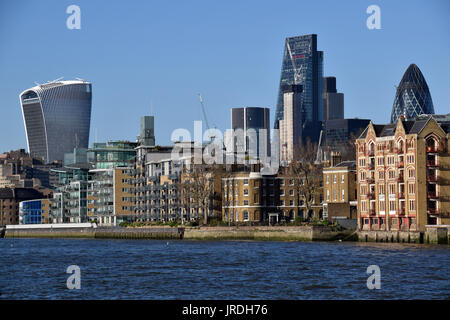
[334,190,337,201]
[377,157,384,166]
[359,158,366,167]
[289,189,294,196]
[326,175,329,184]
[387,156,395,165]
[408,183,415,194]
[341,189,345,201]
[280,189,285,196]
[244,200,248,206]
[388,170,395,179]
[389,184,395,195]
[341,174,345,183]
[379,200,385,212]
[243,189,248,196]
[360,185,367,195]
[280,179,285,186]
[379,184,385,195]
[409,200,416,211]
[389,200,396,211]
[244,179,248,185]
[408,169,415,179]
[407,155,415,164]
[378,171,385,180]
[361,200,367,212]
[360,171,366,181]
[333,175,337,184]
[243,211,249,221]
[326,190,330,201]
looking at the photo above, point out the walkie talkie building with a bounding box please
[19,80,92,163]
[274,34,323,135]
[391,64,434,123]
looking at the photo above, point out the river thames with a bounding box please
[0,239,448,299]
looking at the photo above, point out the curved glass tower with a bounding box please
[19,80,92,163]
[391,64,434,123]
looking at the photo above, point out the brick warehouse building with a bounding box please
[356,116,450,233]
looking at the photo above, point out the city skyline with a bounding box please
[1,0,450,153]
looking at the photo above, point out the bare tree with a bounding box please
[183,163,216,225]
[288,139,323,220]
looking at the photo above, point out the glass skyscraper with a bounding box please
[19,80,92,163]
[391,64,434,123]
[274,34,323,144]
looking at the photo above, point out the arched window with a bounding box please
[426,137,437,152]
[397,139,404,153]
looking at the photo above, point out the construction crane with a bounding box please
[198,93,210,130]
[286,39,303,84]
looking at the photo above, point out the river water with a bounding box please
[0,239,448,299]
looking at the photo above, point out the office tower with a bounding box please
[19,79,92,163]
[230,107,271,161]
[279,85,302,162]
[323,118,371,155]
[274,34,323,145]
[323,76,344,120]
[391,64,434,123]
[138,116,155,146]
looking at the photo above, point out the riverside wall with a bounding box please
[2,224,355,242]
[182,226,355,241]
[357,225,450,244]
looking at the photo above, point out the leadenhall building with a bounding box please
[356,115,450,234]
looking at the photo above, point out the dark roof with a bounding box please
[359,116,445,139]
[0,187,44,200]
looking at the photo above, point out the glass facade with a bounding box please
[90,141,137,169]
[391,64,434,123]
[20,80,92,163]
[20,200,43,224]
[275,34,323,142]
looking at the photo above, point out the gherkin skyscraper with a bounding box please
[390,64,434,123]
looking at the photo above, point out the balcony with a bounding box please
[394,148,404,154]
[427,192,439,199]
[426,146,439,153]
[366,163,375,170]
[366,178,375,184]
[397,192,405,199]
[427,208,439,215]
[426,160,438,167]
[396,161,404,168]
[397,208,405,215]
[369,209,376,216]
[368,150,375,157]
[367,192,376,200]
[427,175,439,183]
[396,174,404,182]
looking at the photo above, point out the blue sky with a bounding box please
[0,0,449,152]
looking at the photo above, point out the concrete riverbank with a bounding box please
[357,225,450,244]
[2,224,355,242]
[4,224,449,244]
